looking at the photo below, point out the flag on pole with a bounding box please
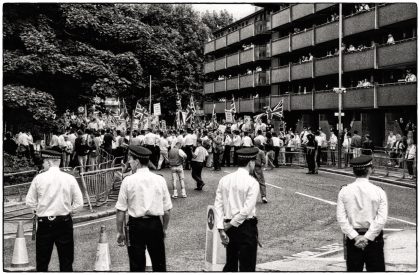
[212,103,216,122]
[265,99,283,120]
[185,95,196,123]
[176,92,182,111]
[133,100,147,120]
[230,95,236,113]
[119,99,129,119]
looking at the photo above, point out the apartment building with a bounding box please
[202,3,417,145]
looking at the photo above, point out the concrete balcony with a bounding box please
[378,3,417,27]
[215,36,227,51]
[271,65,289,83]
[227,52,239,68]
[255,20,271,35]
[240,48,254,64]
[203,102,213,114]
[291,29,313,50]
[227,30,240,46]
[343,48,374,72]
[204,41,215,55]
[204,82,214,95]
[272,7,290,29]
[215,57,226,71]
[377,82,417,107]
[314,90,338,110]
[215,102,226,113]
[343,86,375,109]
[226,76,239,91]
[314,56,338,77]
[315,3,335,12]
[239,99,254,113]
[291,61,313,80]
[254,97,270,112]
[214,79,226,93]
[290,93,312,110]
[204,61,215,74]
[291,4,314,21]
[315,21,339,44]
[271,36,289,56]
[377,38,416,68]
[239,74,254,89]
[240,24,255,41]
[343,9,375,37]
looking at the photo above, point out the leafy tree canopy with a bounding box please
[3,3,234,130]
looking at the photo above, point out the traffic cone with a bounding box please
[94,226,111,271]
[5,221,35,271]
[145,249,152,271]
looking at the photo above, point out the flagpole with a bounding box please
[149,75,152,114]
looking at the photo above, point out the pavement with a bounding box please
[257,229,416,271]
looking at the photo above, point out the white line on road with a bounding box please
[294,192,337,205]
[388,217,416,226]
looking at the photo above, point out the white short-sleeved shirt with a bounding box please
[26,167,83,216]
[115,168,172,217]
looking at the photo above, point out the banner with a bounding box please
[132,119,140,130]
[104,97,119,106]
[244,115,251,125]
[161,120,167,131]
[181,112,187,125]
[225,111,233,123]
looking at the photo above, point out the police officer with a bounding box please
[305,132,318,174]
[115,145,172,271]
[214,147,260,272]
[337,155,388,271]
[26,149,84,271]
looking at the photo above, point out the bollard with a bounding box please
[204,205,226,271]
[5,221,36,271]
[94,226,111,271]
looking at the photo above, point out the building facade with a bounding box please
[202,3,417,146]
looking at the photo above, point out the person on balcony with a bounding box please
[255,66,262,72]
[308,53,314,61]
[386,34,395,45]
[362,78,373,87]
[348,44,356,52]
[405,69,417,82]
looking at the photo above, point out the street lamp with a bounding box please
[336,3,344,169]
[334,87,346,169]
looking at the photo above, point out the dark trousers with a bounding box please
[273,147,280,166]
[285,148,293,165]
[213,151,221,170]
[128,217,166,272]
[36,215,74,271]
[330,149,336,165]
[407,159,414,175]
[223,219,258,272]
[222,145,231,166]
[184,145,193,169]
[346,231,385,272]
[191,161,204,187]
[306,151,316,173]
[233,146,241,166]
[153,146,160,167]
[316,147,322,167]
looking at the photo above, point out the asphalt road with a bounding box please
[3,167,416,271]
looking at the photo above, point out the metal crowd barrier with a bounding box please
[80,166,123,212]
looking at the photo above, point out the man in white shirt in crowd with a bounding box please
[214,147,260,272]
[242,132,253,147]
[337,155,387,272]
[168,142,187,198]
[254,130,266,146]
[191,139,208,190]
[272,132,281,167]
[157,131,169,170]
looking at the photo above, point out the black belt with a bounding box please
[129,215,159,220]
[224,217,257,223]
[38,214,71,222]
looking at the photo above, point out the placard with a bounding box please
[225,111,233,123]
[153,103,161,116]
[244,115,251,124]
[218,125,226,133]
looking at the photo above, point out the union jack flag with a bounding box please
[225,95,236,113]
[133,101,147,120]
[185,95,196,123]
[265,99,283,120]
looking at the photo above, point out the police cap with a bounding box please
[129,145,152,160]
[237,147,259,160]
[349,155,373,168]
[41,149,62,160]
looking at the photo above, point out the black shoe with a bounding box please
[194,187,202,191]
[262,197,268,203]
[306,171,312,174]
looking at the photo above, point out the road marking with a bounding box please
[294,192,337,205]
[266,183,282,189]
[388,217,416,226]
[320,170,412,189]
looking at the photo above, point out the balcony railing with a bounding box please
[204,61,215,74]
[271,36,289,56]
[215,79,226,93]
[315,3,335,12]
[271,65,289,83]
[215,57,226,71]
[226,76,239,91]
[203,82,417,113]
[215,36,227,50]
[240,48,254,64]
[240,23,255,41]
[272,6,290,29]
[343,9,375,37]
[291,28,313,50]
[343,48,374,72]
[204,41,215,55]
[227,30,240,45]
[314,55,338,77]
[291,4,314,21]
[227,52,239,68]
[239,74,254,89]
[315,21,339,44]
[377,38,416,68]
[378,3,417,27]
[204,82,214,95]
[255,71,269,86]
[291,61,313,80]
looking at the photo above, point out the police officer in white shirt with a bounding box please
[337,155,387,271]
[184,128,195,170]
[26,150,84,271]
[116,145,172,271]
[214,147,260,272]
